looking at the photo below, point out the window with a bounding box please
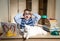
[38,0,47,15]
[26,0,32,10]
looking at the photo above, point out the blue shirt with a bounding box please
[14,13,41,29]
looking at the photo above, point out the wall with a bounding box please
[19,0,26,13]
[10,0,18,23]
[47,0,55,19]
[0,0,8,22]
[56,0,60,27]
[32,0,38,13]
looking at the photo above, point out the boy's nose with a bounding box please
[26,16,28,18]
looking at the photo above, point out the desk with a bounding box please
[0,33,60,41]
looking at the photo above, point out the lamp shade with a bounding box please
[51,31,59,35]
[41,15,47,19]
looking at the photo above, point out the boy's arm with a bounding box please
[14,13,23,24]
[32,13,41,23]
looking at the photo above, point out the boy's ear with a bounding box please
[32,15,35,18]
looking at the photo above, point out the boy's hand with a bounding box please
[37,24,43,27]
[34,23,43,27]
[32,15,35,18]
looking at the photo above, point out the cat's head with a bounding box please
[25,25,31,28]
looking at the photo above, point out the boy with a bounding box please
[14,9,41,31]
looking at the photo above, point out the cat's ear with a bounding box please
[25,25,29,27]
[25,24,27,27]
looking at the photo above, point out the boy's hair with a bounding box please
[23,9,32,16]
[24,9,31,12]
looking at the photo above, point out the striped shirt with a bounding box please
[14,13,41,29]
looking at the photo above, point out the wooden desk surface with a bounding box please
[0,33,60,39]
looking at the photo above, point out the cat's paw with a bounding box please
[24,33,27,38]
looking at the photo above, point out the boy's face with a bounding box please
[24,11,32,20]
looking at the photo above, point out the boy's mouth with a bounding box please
[26,16,28,18]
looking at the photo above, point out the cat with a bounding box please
[24,25,47,39]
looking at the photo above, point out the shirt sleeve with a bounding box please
[32,13,41,23]
[14,13,23,24]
